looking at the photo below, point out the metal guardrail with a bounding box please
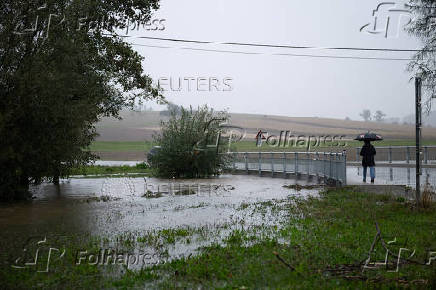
[226,152,347,185]
[354,146,436,164]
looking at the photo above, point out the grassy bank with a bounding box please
[89,141,155,152]
[145,187,436,288]
[1,187,435,288]
[69,164,152,178]
[90,139,436,154]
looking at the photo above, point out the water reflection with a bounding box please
[349,166,436,187]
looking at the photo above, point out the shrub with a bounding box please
[151,105,231,178]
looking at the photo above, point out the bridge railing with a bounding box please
[225,152,347,185]
[354,146,436,164]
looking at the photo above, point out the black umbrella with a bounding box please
[354,132,383,141]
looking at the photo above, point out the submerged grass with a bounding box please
[142,187,436,288]
[1,187,435,288]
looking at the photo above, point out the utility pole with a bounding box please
[415,76,422,204]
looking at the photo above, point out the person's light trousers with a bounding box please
[363,166,375,180]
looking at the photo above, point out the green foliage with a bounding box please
[1,188,435,288]
[0,0,164,200]
[146,188,436,288]
[407,0,436,108]
[135,162,150,170]
[152,105,231,178]
[69,165,151,176]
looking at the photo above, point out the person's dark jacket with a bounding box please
[360,143,376,167]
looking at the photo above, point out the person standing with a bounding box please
[360,140,376,183]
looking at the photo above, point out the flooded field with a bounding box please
[0,175,320,272]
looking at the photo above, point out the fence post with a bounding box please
[356,147,359,162]
[323,152,326,179]
[388,146,392,164]
[406,146,410,164]
[271,153,275,176]
[424,146,428,164]
[343,151,347,185]
[258,152,262,176]
[244,152,248,173]
[307,152,310,176]
[329,153,332,182]
[233,153,236,171]
[316,152,320,178]
[295,152,299,176]
[283,152,287,174]
[335,153,339,187]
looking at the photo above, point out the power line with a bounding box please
[108,34,424,53]
[131,43,413,61]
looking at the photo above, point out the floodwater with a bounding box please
[0,174,320,269]
[347,166,436,187]
[3,164,432,271]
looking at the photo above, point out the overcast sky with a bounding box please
[125,0,426,120]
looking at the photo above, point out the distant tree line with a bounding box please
[359,110,386,122]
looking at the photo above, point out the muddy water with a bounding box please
[0,175,319,269]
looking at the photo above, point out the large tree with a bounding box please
[0,0,164,200]
[407,0,436,110]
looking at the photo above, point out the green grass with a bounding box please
[90,139,436,154]
[3,188,434,288]
[69,164,152,177]
[139,188,435,288]
[88,141,155,152]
